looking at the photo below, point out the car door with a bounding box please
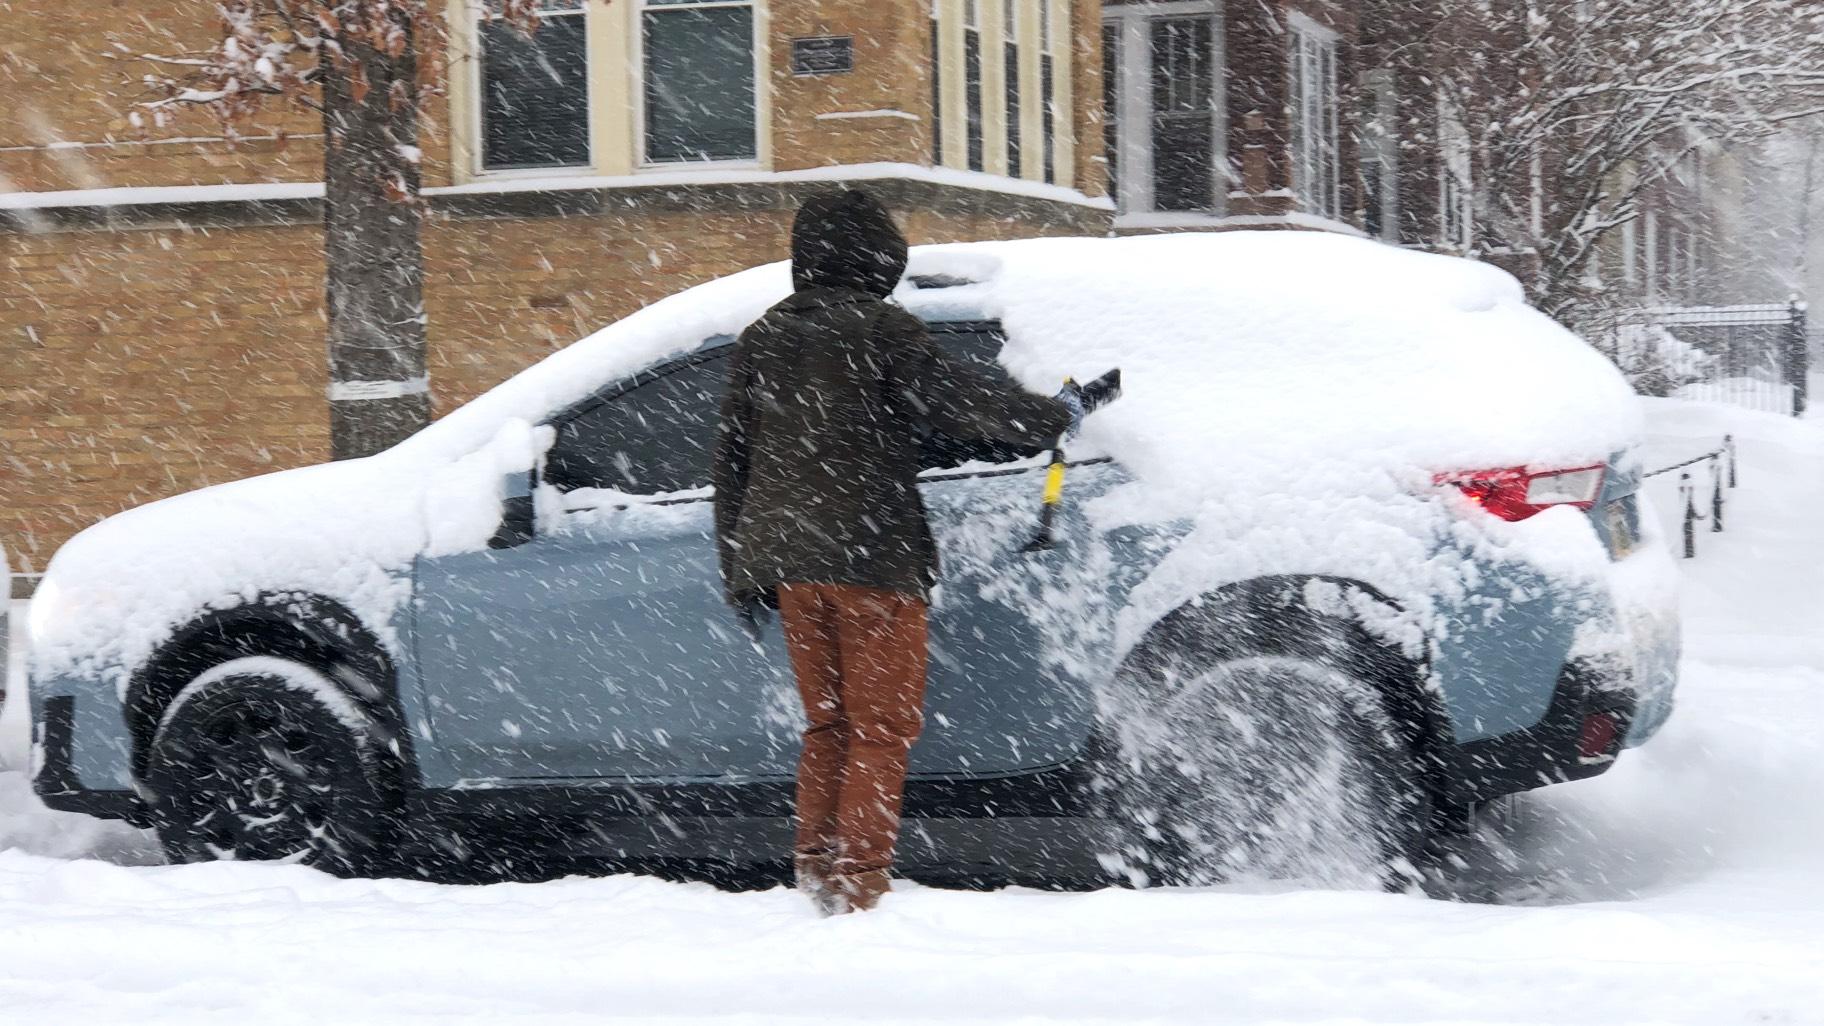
[411,337,800,784]
[907,321,1112,777]
[410,321,1110,787]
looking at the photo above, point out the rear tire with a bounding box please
[144,657,400,876]
[1110,607,1432,889]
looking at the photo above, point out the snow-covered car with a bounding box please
[26,232,1679,884]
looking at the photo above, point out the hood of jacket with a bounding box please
[790,189,909,296]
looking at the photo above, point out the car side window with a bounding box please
[920,321,1051,471]
[544,346,730,495]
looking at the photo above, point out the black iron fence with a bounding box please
[1632,302,1809,417]
[1644,435,1736,559]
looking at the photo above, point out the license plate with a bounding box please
[1605,499,1637,559]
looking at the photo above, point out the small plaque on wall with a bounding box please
[792,36,854,76]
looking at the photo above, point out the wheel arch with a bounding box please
[123,592,414,784]
[1118,574,1452,792]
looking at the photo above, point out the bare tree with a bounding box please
[1397,0,1824,322]
[128,1,540,458]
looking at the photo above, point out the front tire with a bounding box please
[144,657,400,876]
[1109,607,1432,889]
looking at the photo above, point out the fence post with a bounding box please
[1710,457,1725,533]
[1680,471,1697,558]
[1789,300,1809,417]
[1725,434,1737,488]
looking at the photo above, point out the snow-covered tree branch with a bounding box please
[123,1,544,457]
[1411,0,1824,321]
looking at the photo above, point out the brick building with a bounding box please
[2,0,1363,571]
[1098,1,1356,232]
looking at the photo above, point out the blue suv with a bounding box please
[27,235,1680,884]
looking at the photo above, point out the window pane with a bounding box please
[931,18,944,165]
[545,353,728,494]
[965,27,984,171]
[1102,22,1119,200]
[1289,30,1341,218]
[1041,54,1055,183]
[481,13,590,170]
[644,6,757,162]
[1150,17,1214,212]
[1006,39,1022,177]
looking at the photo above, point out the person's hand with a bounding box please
[734,596,770,643]
[1055,380,1086,439]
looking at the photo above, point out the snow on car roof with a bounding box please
[414,231,1639,478]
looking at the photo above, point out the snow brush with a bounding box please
[1023,367,1122,553]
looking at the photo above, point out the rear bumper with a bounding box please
[1444,659,1646,805]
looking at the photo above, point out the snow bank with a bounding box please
[30,232,1642,688]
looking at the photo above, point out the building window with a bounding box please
[642,0,758,164]
[1101,20,1119,197]
[481,0,591,171]
[1006,0,1022,178]
[1438,93,1473,250]
[1359,68,1398,240]
[1150,16,1216,212]
[1621,219,1638,284]
[1040,0,1056,184]
[932,12,944,166]
[1289,16,1341,220]
[1644,209,1660,297]
[1102,3,1220,214]
[964,0,985,171]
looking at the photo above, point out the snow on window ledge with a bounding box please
[0,181,324,211]
[1,162,1113,213]
[1114,210,1366,237]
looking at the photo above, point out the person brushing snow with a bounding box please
[713,190,1077,915]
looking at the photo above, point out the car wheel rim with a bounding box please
[170,702,340,863]
[1148,657,1392,887]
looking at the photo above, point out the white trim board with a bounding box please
[2,163,1115,212]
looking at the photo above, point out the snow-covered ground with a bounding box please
[1,394,1820,1025]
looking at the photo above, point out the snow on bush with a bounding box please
[1604,322,1716,398]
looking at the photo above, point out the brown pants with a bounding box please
[777,582,929,875]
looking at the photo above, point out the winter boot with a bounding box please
[794,851,844,916]
[832,867,892,913]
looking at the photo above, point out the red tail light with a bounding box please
[1577,712,1620,761]
[1435,465,1606,522]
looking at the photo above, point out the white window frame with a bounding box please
[633,0,764,169]
[1359,67,1399,240]
[470,0,595,178]
[1288,12,1341,221]
[1621,219,1638,284]
[1101,1,1225,216]
[1644,209,1660,298]
[1437,92,1473,251]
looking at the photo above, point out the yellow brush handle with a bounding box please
[1042,460,1066,504]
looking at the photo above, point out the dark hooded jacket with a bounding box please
[712,190,1070,606]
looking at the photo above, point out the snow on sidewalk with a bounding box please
[0,397,1821,1025]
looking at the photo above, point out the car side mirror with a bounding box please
[488,468,538,550]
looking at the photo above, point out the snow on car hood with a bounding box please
[31,232,1643,687]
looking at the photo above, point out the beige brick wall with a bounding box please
[768,0,932,170]
[0,1,326,192]
[0,2,1111,568]
[1,189,1105,569]
[1,223,326,568]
